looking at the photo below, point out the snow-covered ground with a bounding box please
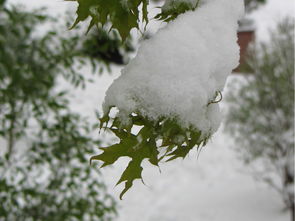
[7,0,294,220]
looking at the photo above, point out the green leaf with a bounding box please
[69,0,148,41]
[90,131,137,167]
[69,0,97,29]
[146,139,159,166]
[68,0,199,40]
[155,0,198,22]
[116,159,143,200]
[90,144,128,168]
[165,145,192,162]
[91,107,214,199]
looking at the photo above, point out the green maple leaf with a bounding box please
[91,124,160,199]
[89,103,219,199]
[68,0,149,41]
[165,145,192,162]
[67,0,199,40]
[90,144,128,168]
[91,129,137,165]
[68,0,97,28]
[155,0,199,22]
[91,110,211,199]
[116,159,143,199]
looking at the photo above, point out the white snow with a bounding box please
[103,0,244,136]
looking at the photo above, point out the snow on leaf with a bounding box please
[90,0,244,199]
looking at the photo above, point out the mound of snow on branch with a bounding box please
[103,0,244,134]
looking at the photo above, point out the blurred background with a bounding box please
[0,0,294,220]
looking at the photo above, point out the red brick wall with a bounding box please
[234,31,255,72]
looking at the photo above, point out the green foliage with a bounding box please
[68,0,197,41]
[0,5,117,220]
[1,113,116,220]
[155,0,200,22]
[91,108,211,199]
[69,0,149,41]
[225,18,294,212]
[68,0,268,41]
[81,28,134,66]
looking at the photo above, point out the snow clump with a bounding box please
[103,0,244,135]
